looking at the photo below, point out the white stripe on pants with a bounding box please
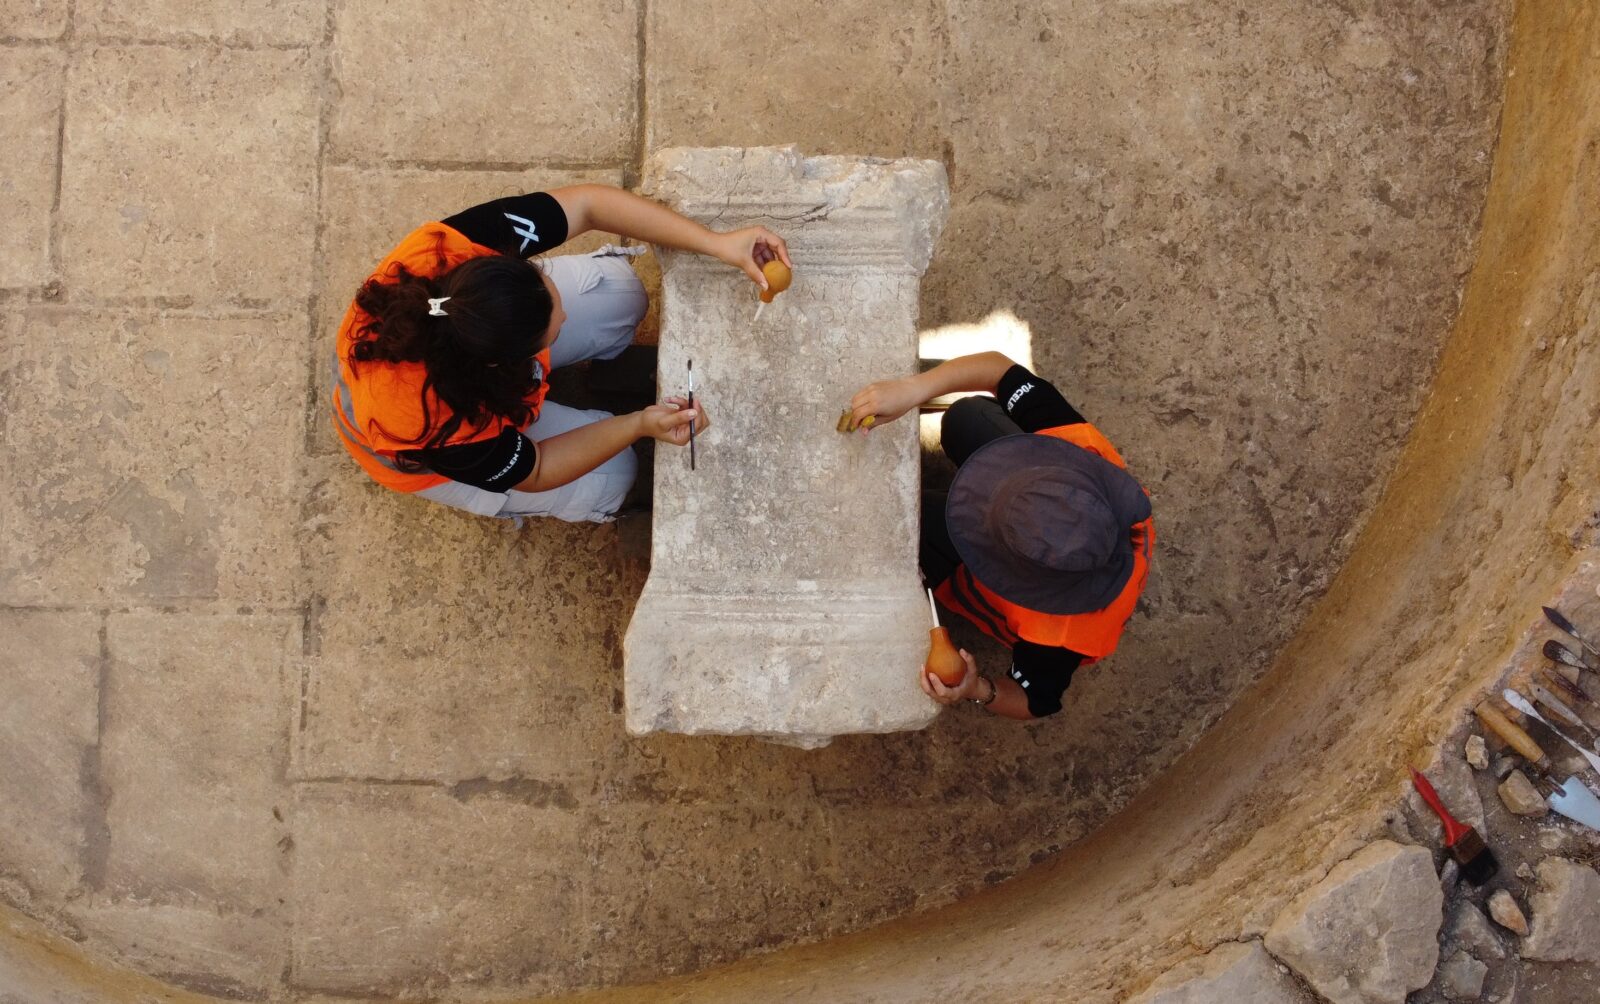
[415,248,647,523]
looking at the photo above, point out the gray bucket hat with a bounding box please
[946,434,1152,615]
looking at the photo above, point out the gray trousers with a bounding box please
[416,248,647,523]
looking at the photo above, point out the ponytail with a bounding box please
[350,253,554,450]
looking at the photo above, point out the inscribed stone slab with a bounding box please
[0,0,68,38]
[0,308,305,607]
[291,784,585,996]
[330,0,637,164]
[646,0,944,158]
[310,165,624,456]
[60,46,317,302]
[626,147,948,745]
[101,613,297,911]
[0,48,61,289]
[0,611,100,901]
[77,0,325,44]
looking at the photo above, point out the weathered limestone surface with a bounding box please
[1521,858,1600,962]
[100,614,296,909]
[1,0,68,38]
[64,901,286,996]
[291,785,584,996]
[1444,902,1505,961]
[1433,951,1487,1001]
[77,0,324,44]
[0,48,62,288]
[60,46,317,302]
[627,146,948,745]
[645,0,944,158]
[330,0,638,164]
[1128,941,1309,1004]
[0,611,99,902]
[0,309,306,608]
[1264,841,1444,1004]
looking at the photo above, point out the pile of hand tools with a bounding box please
[1408,604,1600,887]
[1476,606,1600,831]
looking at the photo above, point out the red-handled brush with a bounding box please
[1409,768,1498,886]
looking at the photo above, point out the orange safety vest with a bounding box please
[934,423,1155,662]
[331,223,552,493]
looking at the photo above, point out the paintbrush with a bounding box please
[1409,768,1498,885]
[1540,665,1597,710]
[1545,639,1593,676]
[1544,607,1600,669]
[687,358,696,471]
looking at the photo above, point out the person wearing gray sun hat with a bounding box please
[846,351,1155,720]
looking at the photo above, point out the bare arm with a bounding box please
[847,351,1017,431]
[920,649,1036,721]
[547,184,792,287]
[512,398,708,493]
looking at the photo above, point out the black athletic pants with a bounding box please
[922,396,1024,587]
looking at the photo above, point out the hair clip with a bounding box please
[427,297,451,316]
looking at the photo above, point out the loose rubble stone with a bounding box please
[1128,941,1310,1004]
[1407,756,1486,837]
[1521,858,1600,961]
[1497,770,1548,816]
[1445,902,1505,960]
[626,147,949,745]
[1465,735,1489,770]
[1516,862,1535,880]
[1263,841,1443,1004]
[1487,890,1529,937]
[1436,951,1487,1000]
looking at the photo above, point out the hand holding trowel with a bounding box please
[1477,702,1600,831]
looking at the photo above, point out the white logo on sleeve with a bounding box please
[504,212,540,253]
[1006,382,1035,411]
[1010,665,1029,689]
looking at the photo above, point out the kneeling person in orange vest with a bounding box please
[846,352,1154,720]
[333,184,790,522]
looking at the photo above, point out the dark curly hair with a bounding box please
[350,250,554,452]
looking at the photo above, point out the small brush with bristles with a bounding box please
[1544,607,1600,669]
[1409,768,1498,886]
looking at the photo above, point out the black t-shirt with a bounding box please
[993,364,1093,717]
[394,192,570,492]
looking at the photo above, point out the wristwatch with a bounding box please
[971,673,998,708]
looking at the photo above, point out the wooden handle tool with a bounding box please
[1476,702,1549,767]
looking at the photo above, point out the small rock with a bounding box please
[1516,862,1535,880]
[1264,841,1442,1004]
[1436,950,1487,1000]
[1408,757,1486,838]
[1487,889,1529,937]
[1521,858,1600,962]
[1126,940,1310,1004]
[1439,858,1460,896]
[1445,902,1505,960]
[1497,770,1548,816]
[1465,735,1489,770]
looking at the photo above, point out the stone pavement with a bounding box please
[0,0,1507,998]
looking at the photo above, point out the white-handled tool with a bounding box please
[1503,689,1600,775]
